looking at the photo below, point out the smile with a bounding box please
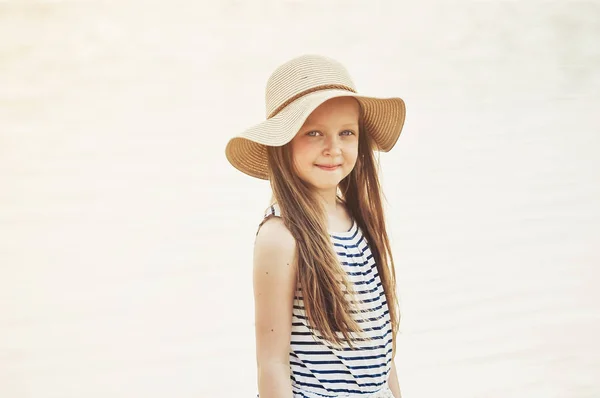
[316,164,341,171]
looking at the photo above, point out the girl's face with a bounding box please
[290,97,360,192]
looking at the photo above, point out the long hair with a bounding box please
[265,120,400,353]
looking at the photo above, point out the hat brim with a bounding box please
[225,89,406,180]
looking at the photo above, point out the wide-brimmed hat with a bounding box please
[225,54,406,180]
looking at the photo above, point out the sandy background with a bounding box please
[1,1,599,397]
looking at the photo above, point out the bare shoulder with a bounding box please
[254,216,296,262]
[253,216,297,298]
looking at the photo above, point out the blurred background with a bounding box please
[1,1,599,397]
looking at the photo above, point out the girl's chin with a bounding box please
[297,170,348,190]
[306,179,343,190]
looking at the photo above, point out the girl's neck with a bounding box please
[314,191,343,217]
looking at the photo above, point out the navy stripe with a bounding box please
[294,368,389,379]
[296,348,393,363]
[330,225,360,241]
[296,355,391,368]
[291,329,393,341]
[354,282,383,296]
[335,250,365,259]
[293,337,393,353]
[292,368,351,376]
[292,309,387,326]
[347,263,377,277]
[350,299,386,313]
[353,275,378,286]
[291,318,391,336]
[352,290,386,305]
[340,254,374,267]
[294,379,387,393]
[333,234,366,249]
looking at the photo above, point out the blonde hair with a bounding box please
[265,120,400,353]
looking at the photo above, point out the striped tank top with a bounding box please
[258,204,393,398]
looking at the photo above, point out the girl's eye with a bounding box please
[305,130,355,137]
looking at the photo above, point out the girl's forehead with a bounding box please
[304,98,360,124]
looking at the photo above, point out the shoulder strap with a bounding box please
[264,203,282,218]
[256,203,282,236]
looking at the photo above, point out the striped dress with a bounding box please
[258,204,393,398]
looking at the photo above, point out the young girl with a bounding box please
[225,54,406,398]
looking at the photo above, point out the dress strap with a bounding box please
[264,203,282,218]
[256,203,282,236]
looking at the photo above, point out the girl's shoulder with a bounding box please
[254,203,295,262]
[255,203,284,238]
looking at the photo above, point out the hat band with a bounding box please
[267,84,356,119]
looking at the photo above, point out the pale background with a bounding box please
[1,1,599,397]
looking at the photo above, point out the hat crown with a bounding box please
[265,55,356,118]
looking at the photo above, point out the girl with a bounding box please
[225,54,406,398]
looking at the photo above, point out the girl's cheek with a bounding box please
[343,142,359,154]
[296,141,316,154]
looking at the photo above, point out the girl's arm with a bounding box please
[388,360,402,398]
[253,217,297,398]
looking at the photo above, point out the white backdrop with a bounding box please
[1,1,599,397]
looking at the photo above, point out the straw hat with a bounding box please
[225,54,406,180]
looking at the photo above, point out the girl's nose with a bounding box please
[323,135,342,156]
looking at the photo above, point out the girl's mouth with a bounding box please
[316,165,340,171]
